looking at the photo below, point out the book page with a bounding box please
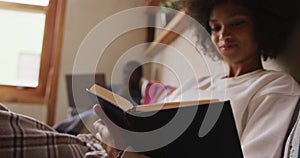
[135,99,219,112]
[87,84,133,111]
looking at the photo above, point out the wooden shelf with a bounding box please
[144,10,187,57]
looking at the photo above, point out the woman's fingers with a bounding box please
[93,104,103,117]
[93,104,111,126]
[93,106,121,157]
[93,104,118,148]
[93,119,106,132]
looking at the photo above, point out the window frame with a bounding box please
[0,0,66,125]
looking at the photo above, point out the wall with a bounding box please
[55,0,147,123]
[4,103,48,122]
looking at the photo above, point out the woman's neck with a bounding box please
[226,57,263,78]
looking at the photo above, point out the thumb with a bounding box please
[93,104,102,115]
[93,104,106,119]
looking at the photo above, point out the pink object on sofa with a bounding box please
[140,79,176,105]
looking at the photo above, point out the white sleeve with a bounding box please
[240,93,299,158]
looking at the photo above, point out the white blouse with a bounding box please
[163,69,300,158]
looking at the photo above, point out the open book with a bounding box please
[87,84,244,157]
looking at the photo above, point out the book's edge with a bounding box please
[86,84,134,111]
[87,83,222,113]
[135,99,220,112]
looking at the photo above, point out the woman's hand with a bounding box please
[93,104,123,158]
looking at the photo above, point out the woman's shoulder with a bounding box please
[261,70,295,78]
[254,70,300,96]
[259,70,298,86]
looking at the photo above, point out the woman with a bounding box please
[94,0,300,157]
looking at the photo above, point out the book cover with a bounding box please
[87,84,244,157]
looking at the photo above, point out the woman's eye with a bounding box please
[210,26,221,32]
[231,21,246,27]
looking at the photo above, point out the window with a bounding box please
[0,0,66,124]
[0,7,45,88]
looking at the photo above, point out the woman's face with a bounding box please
[209,2,259,64]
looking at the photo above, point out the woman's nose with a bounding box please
[219,26,231,40]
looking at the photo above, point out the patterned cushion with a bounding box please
[0,103,89,158]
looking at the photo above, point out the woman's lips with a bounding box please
[219,43,237,51]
